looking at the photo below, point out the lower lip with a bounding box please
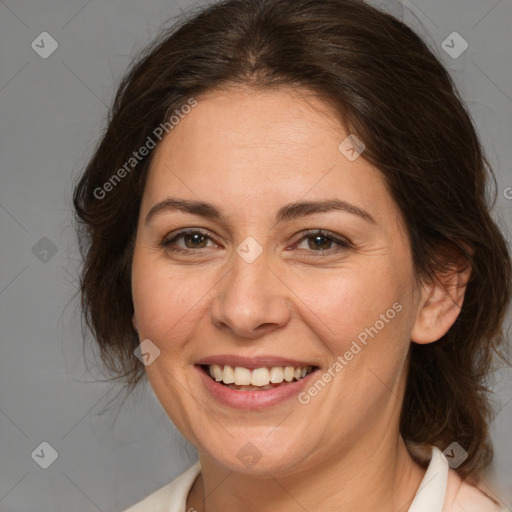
[196,365,320,410]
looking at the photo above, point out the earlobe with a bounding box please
[411,261,471,345]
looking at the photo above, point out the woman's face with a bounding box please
[131,86,424,475]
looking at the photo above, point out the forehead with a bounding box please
[143,86,397,226]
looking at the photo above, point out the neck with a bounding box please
[187,433,426,512]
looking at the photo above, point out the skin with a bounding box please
[131,86,470,512]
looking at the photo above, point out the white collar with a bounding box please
[407,446,448,512]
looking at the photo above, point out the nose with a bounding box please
[209,249,292,339]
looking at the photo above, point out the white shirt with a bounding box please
[122,446,506,512]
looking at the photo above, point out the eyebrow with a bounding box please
[145,197,376,225]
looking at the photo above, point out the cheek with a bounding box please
[287,260,407,344]
[131,250,226,363]
[131,249,192,342]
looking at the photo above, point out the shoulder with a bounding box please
[443,467,507,512]
[122,461,201,512]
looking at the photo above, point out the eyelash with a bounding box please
[160,228,352,255]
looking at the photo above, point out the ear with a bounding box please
[132,313,139,333]
[411,251,472,344]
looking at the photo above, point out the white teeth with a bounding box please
[212,364,222,381]
[222,365,235,384]
[284,366,295,382]
[206,364,314,387]
[234,367,251,385]
[251,368,270,386]
[269,367,284,383]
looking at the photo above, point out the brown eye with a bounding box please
[181,232,209,249]
[161,229,217,252]
[306,234,334,251]
[294,230,352,254]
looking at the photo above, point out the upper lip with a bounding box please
[196,355,319,370]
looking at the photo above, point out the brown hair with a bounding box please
[73,0,511,479]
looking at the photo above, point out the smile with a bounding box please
[202,364,316,390]
[195,360,321,410]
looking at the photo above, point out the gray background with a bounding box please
[0,0,511,510]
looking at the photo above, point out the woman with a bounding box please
[73,0,511,510]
